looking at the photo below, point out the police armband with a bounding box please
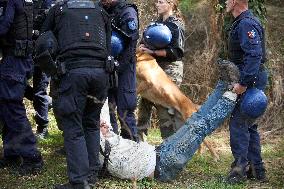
[35,50,58,77]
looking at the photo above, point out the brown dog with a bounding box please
[136,52,198,120]
[136,51,219,161]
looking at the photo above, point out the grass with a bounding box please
[0,110,283,189]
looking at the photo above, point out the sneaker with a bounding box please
[0,156,22,169]
[18,153,43,175]
[226,165,247,184]
[217,59,240,87]
[54,181,91,189]
[247,163,268,182]
[36,127,49,139]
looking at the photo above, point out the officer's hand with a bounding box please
[232,83,247,95]
[139,46,154,55]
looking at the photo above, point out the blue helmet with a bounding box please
[111,31,124,57]
[143,23,172,49]
[240,88,268,119]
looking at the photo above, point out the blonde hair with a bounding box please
[165,0,184,23]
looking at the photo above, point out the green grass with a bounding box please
[1,111,283,189]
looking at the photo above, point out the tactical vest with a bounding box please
[55,0,109,61]
[228,15,266,65]
[3,0,34,57]
[164,16,185,54]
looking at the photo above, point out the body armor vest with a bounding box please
[228,15,266,65]
[3,0,34,57]
[55,0,109,61]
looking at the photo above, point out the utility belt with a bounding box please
[35,51,117,80]
[3,40,34,57]
[64,59,106,70]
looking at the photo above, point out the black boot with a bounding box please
[54,181,91,189]
[226,164,247,184]
[0,155,22,169]
[18,153,43,175]
[88,171,98,186]
[247,163,268,182]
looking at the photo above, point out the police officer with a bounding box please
[100,0,139,141]
[24,0,55,139]
[0,0,43,174]
[225,0,268,184]
[40,0,111,187]
[138,0,185,139]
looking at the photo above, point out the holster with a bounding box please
[105,56,115,73]
[14,40,34,57]
[109,71,118,89]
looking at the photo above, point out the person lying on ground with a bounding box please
[98,59,240,182]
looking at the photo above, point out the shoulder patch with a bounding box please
[247,30,256,39]
[128,20,137,30]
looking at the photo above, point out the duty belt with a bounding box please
[65,59,106,70]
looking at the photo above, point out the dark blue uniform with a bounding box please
[32,0,54,135]
[0,0,43,173]
[105,1,139,141]
[41,0,110,187]
[228,10,268,173]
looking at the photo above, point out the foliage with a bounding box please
[179,0,199,13]
[216,0,267,59]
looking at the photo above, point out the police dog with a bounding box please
[136,51,219,161]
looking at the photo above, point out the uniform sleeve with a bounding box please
[238,20,263,86]
[42,0,52,9]
[40,4,56,33]
[164,21,185,61]
[118,6,139,40]
[0,0,17,35]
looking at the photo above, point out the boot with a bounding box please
[226,164,247,184]
[36,126,49,139]
[88,171,98,186]
[216,59,240,88]
[54,181,91,189]
[18,153,43,175]
[0,155,22,169]
[247,163,268,182]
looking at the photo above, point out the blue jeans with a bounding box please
[156,81,236,181]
